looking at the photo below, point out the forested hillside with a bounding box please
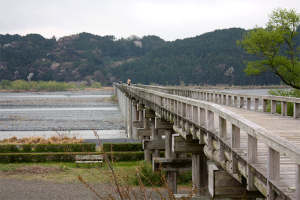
[2,28,297,86]
[0,33,165,85]
[113,28,284,86]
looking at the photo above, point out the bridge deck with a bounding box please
[216,104,299,199]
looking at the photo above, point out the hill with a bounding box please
[2,28,298,86]
[112,28,283,86]
[0,33,165,85]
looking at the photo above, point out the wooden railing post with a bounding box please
[247,134,257,191]
[281,101,287,116]
[267,147,280,199]
[231,124,240,174]
[222,94,227,105]
[234,96,238,107]
[296,164,300,200]
[262,99,268,112]
[219,117,227,161]
[294,103,300,119]
[240,97,244,108]
[228,95,232,106]
[254,98,259,111]
[246,97,251,110]
[207,110,214,150]
[271,100,276,114]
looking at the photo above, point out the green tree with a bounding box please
[237,8,300,89]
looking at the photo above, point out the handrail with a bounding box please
[131,84,300,118]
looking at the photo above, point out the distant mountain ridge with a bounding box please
[1,28,294,86]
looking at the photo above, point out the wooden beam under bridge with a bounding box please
[152,157,192,172]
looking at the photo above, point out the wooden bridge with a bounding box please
[114,84,300,200]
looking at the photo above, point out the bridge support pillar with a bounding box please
[143,109,155,163]
[165,129,177,194]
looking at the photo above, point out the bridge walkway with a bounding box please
[215,104,300,199]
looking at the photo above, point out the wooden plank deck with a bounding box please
[213,104,299,199]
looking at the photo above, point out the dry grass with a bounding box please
[0,135,84,144]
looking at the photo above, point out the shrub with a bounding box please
[0,80,12,89]
[267,88,300,116]
[0,152,144,163]
[102,143,143,152]
[91,81,102,88]
[12,80,30,91]
[133,161,164,186]
[0,143,96,153]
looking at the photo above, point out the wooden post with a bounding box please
[218,117,227,140]
[222,95,226,105]
[294,103,300,119]
[281,101,287,116]
[144,117,151,163]
[246,98,251,110]
[247,134,257,191]
[228,95,232,106]
[127,98,132,138]
[254,98,259,111]
[234,96,238,107]
[271,100,276,114]
[231,124,240,174]
[124,95,128,135]
[151,118,159,158]
[240,97,244,108]
[262,99,268,112]
[267,147,280,199]
[192,150,207,197]
[165,129,177,193]
[207,110,214,150]
[133,100,139,140]
[296,164,300,200]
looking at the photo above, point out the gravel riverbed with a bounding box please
[0,90,131,142]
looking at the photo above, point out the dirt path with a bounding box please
[0,178,192,200]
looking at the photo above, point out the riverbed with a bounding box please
[0,90,133,143]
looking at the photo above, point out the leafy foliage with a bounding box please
[267,88,300,116]
[237,8,300,89]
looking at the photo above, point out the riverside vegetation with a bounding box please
[0,133,197,199]
[0,79,102,92]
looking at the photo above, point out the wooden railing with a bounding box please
[115,83,300,199]
[134,84,300,119]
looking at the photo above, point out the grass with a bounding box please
[0,161,141,183]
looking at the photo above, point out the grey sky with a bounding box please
[1,0,299,41]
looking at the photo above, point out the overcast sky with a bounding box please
[1,0,299,41]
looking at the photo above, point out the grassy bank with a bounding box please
[0,161,139,183]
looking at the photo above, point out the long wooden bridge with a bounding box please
[114,84,300,200]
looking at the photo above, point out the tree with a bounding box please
[237,8,300,89]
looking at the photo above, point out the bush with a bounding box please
[267,88,300,116]
[0,80,12,89]
[133,161,164,186]
[91,81,101,88]
[0,143,96,153]
[0,152,144,163]
[102,143,143,152]
[106,152,144,162]
[12,80,30,91]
